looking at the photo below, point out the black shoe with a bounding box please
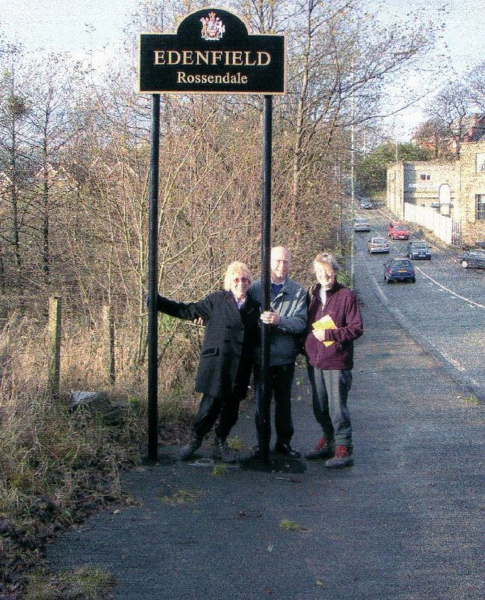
[213,436,236,463]
[275,442,300,458]
[250,445,269,460]
[251,446,262,459]
[180,436,202,461]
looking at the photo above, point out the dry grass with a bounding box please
[0,313,200,598]
[24,565,116,600]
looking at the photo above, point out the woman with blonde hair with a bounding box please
[155,261,260,461]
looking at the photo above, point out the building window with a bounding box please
[420,173,431,180]
[477,194,485,220]
[476,153,485,173]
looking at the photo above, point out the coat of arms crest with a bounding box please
[200,11,225,41]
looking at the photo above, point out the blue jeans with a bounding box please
[306,364,353,450]
[254,363,295,447]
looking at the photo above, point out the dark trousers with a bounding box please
[306,365,353,449]
[253,363,295,447]
[192,393,241,441]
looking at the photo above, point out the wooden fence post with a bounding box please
[103,305,115,386]
[48,296,61,399]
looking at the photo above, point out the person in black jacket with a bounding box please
[155,261,259,462]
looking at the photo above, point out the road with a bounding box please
[352,205,485,400]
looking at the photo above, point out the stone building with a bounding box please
[458,140,485,245]
[387,141,485,246]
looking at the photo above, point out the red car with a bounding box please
[388,222,409,240]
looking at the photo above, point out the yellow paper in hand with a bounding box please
[312,315,337,347]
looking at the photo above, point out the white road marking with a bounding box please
[413,266,485,309]
[362,261,472,377]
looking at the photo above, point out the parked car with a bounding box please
[384,258,416,283]
[430,201,440,208]
[388,222,410,240]
[462,241,485,251]
[368,237,389,254]
[354,217,370,232]
[407,240,431,260]
[359,199,374,209]
[459,249,485,269]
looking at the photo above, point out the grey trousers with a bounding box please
[306,365,353,450]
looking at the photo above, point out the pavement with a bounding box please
[46,266,485,599]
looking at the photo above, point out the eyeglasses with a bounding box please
[233,277,250,284]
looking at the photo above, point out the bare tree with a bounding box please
[0,46,31,304]
[465,62,485,113]
[425,81,470,158]
[412,118,454,159]
[230,0,441,254]
[24,54,86,294]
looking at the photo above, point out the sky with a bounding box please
[1,0,485,137]
[0,0,133,60]
[362,0,485,138]
[371,0,485,75]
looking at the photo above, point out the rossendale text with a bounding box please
[177,71,249,84]
[154,50,271,66]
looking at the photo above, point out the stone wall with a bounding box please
[458,141,485,245]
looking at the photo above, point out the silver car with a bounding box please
[354,218,370,232]
[368,237,389,254]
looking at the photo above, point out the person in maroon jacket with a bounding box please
[304,252,363,468]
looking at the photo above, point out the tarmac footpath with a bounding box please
[46,271,485,599]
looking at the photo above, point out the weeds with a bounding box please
[279,519,301,531]
[0,314,199,598]
[227,436,244,450]
[212,464,227,476]
[161,488,202,506]
[462,394,481,406]
[0,300,209,598]
[24,565,116,600]
[0,387,140,596]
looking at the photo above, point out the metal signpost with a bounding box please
[139,8,285,462]
[259,94,273,460]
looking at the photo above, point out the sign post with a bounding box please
[147,94,160,462]
[139,8,285,461]
[260,94,273,460]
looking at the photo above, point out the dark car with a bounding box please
[459,249,485,269]
[384,258,416,283]
[407,240,431,260]
[360,199,374,209]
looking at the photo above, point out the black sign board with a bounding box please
[139,8,285,95]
